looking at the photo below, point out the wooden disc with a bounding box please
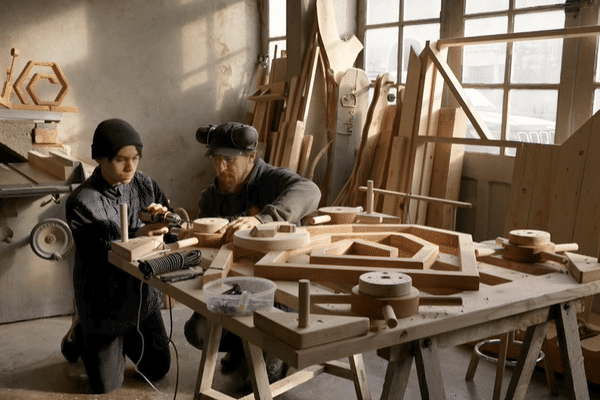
[358,271,412,298]
[350,285,420,320]
[318,206,362,224]
[508,229,551,246]
[233,226,310,252]
[499,238,555,263]
[192,218,228,233]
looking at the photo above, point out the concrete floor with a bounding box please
[1,304,600,400]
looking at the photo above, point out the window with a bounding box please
[363,0,441,83]
[361,0,598,155]
[267,0,286,60]
[462,2,564,154]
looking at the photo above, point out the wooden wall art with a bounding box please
[1,48,77,113]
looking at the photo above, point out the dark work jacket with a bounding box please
[198,158,321,223]
[66,167,170,336]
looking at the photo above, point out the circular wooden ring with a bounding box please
[318,206,362,224]
[508,229,551,246]
[359,271,412,298]
[192,217,229,233]
[233,227,310,252]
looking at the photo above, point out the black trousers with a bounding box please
[79,308,171,393]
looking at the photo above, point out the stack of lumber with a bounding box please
[332,43,468,230]
[505,109,600,258]
[246,0,364,181]
[246,36,324,176]
[246,6,472,231]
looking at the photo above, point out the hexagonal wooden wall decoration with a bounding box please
[14,61,70,106]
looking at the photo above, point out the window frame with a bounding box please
[357,0,600,152]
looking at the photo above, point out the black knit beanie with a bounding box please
[91,119,144,159]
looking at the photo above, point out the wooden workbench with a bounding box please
[109,227,598,400]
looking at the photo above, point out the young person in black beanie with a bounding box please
[60,118,173,393]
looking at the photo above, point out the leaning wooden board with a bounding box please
[505,109,600,258]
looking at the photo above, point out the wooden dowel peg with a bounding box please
[309,214,332,225]
[120,203,128,243]
[165,237,199,251]
[554,243,579,253]
[298,279,310,329]
[382,304,398,328]
[366,180,374,214]
[539,251,569,264]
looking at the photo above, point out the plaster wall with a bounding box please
[0,0,261,215]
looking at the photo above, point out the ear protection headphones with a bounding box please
[195,122,258,152]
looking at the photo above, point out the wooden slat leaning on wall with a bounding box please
[505,109,600,258]
[425,107,467,230]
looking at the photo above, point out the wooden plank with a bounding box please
[426,107,467,230]
[380,345,414,400]
[526,145,560,231]
[406,50,437,225]
[0,108,62,121]
[382,49,422,217]
[370,104,397,210]
[27,150,74,180]
[347,74,393,208]
[7,162,61,184]
[316,0,363,77]
[381,136,408,216]
[425,44,493,141]
[328,68,370,203]
[348,354,372,400]
[572,111,600,257]
[0,163,33,186]
[504,143,539,234]
[253,310,369,349]
[546,113,593,245]
[414,336,445,399]
[203,243,234,285]
[504,322,549,400]
[280,47,320,172]
[297,134,313,178]
[564,252,600,284]
[243,341,273,400]
[195,322,222,395]
[437,24,600,49]
[553,301,591,400]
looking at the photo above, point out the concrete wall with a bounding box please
[0,0,261,215]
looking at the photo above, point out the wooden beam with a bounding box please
[437,24,600,49]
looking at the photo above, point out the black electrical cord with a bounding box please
[138,250,201,280]
[135,280,181,400]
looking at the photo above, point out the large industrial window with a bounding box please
[361,0,598,155]
[462,0,564,155]
[363,0,441,83]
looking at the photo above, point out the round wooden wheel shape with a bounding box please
[192,218,229,233]
[350,285,420,320]
[233,226,310,252]
[358,271,413,298]
[318,206,362,224]
[508,229,551,246]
